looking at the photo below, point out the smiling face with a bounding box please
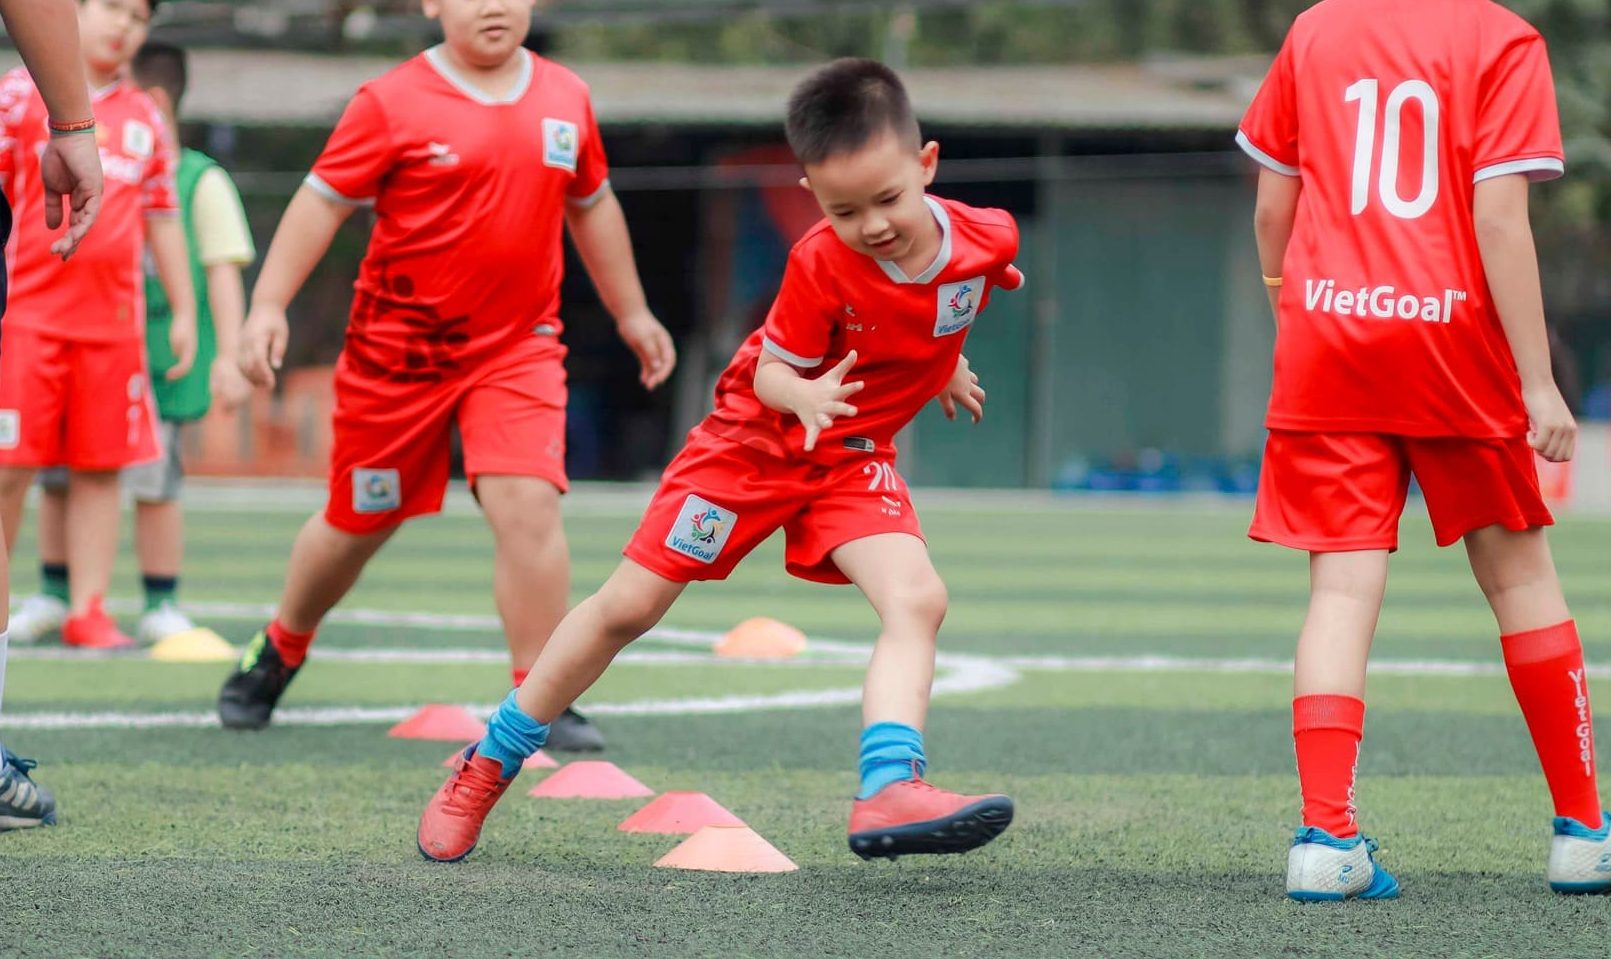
[78,0,152,77]
[802,132,939,263]
[423,0,534,69]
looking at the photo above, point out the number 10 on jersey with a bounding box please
[1345,78,1440,220]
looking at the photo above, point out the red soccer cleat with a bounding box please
[61,596,135,650]
[418,749,516,862]
[848,771,1014,861]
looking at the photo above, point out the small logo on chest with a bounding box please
[935,276,986,336]
[427,142,460,167]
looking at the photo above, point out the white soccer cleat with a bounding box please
[136,602,200,646]
[1286,827,1400,902]
[1548,813,1611,894]
[7,594,68,645]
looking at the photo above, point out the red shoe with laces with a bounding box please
[61,596,135,650]
[418,748,516,862]
[848,767,1014,860]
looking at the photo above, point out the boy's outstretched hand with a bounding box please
[615,308,677,390]
[938,354,986,424]
[1524,381,1576,463]
[794,350,864,452]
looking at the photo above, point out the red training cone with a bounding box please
[714,617,808,659]
[388,705,486,741]
[654,825,798,873]
[527,761,653,799]
[441,746,559,770]
[618,792,744,834]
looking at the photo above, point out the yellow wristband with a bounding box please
[1262,274,1283,288]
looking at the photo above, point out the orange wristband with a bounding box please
[48,117,96,135]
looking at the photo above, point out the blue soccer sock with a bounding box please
[476,691,549,778]
[858,721,926,800]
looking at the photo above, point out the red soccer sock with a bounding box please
[1502,620,1603,827]
[267,619,317,669]
[512,667,530,688]
[1293,694,1366,838]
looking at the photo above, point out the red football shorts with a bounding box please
[1250,430,1553,552]
[325,333,568,535]
[0,327,160,471]
[624,428,926,584]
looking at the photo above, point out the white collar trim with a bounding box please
[876,196,952,285]
[424,46,533,106]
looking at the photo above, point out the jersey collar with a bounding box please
[424,45,533,106]
[876,195,952,286]
[91,79,123,102]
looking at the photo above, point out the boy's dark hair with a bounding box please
[785,58,920,166]
[131,41,185,110]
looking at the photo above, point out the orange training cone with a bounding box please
[714,617,808,659]
[618,792,744,834]
[442,746,559,770]
[527,761,654,799]
[653,825,798,873]
[388,705,487,741]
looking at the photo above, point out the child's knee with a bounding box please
[593,585,669,640]
[885,574,948,631]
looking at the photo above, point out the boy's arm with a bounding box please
[0,0,100,257]
[238,185,354,388]
[1473,174,1574,463]
[192,167,254,409]
[564,186,676,390]
[937,353,985,424]
[754,350,863,453]
[146,214,197,381]
[1253,168,1301,322]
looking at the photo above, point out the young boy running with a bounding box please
[0,0,196,651]
[10,41,255,648]
[418,58,1019,864]
[216,0,675,752]
[1239,0,1608,900]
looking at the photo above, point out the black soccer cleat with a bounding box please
[217,629,302,731]
[544,706,606,752]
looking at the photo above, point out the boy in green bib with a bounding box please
[11,41,254,646]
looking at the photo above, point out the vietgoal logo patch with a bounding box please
[353,467,402,514]
[934,275,985,337]
[664,494,736,565]
[542,118,579,172]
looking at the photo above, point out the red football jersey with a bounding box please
[701,195,1021,465]
[307,47,609,381]
[0,71,176,342]
[1238,0,1563,437]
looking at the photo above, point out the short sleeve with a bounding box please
[760,248,837,369]
[1237,33,1300,177]
[988,215,1024,291]
[1473,32,1564,183]
[192,167,256,266]
[566,94,610,208]
[306,87,393,206]
[141,106,179,215]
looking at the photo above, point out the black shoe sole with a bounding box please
[417,838,475,864]
[849,796,1014,861]
[217,697,273,731]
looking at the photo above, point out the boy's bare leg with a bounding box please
[0,467,37,553]
[474,475,568,676]
[1466,524,1603,842]
[831,533,945,729]
[272,515,395,633]
[63,470,121,615]
[36,485,65,569]
[831,532,1012,859]
[1464,525,1569,633]
[1294,550,1389,699]
[512,559,684,722]
[133,499,182,579]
